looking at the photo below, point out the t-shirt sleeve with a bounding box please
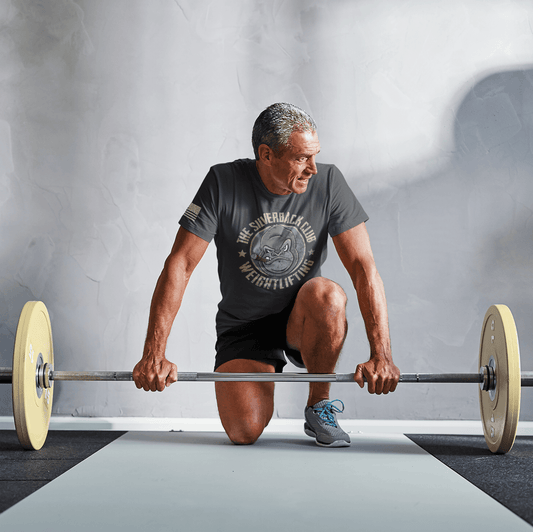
[327,165,369,237]
[178,168,219,242]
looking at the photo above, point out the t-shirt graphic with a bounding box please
[179,159,368,335]
[236,212,317,291]
[251,224,305,276]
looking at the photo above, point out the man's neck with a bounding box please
[255,160,290,196]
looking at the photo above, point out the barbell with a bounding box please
[1,301,532,453]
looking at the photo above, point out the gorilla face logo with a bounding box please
[250,225,305,276]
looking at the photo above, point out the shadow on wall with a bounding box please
[364,67,533,383]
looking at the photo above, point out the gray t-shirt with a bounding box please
[179,158,368,336]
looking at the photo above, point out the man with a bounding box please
[133,103,400,447]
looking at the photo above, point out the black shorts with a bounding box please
[214,299,305,373]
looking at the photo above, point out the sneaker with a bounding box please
[304,399,351,447]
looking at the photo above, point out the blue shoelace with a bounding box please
[314,399,345,427]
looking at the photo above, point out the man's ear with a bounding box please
[257,144,273,165]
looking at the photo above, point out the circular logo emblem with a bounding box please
[249,224,306,278]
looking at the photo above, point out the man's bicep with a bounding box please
[167,226,210,276]
[332,223,376,277]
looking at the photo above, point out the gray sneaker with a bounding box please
[304,399,351,447]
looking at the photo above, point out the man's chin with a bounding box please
[293,179,310,193]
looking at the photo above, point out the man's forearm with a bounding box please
[353,265,392,361]
[143,260,189,361]
[332,224,399,392]
[134,228,208,392]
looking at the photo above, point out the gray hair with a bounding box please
[252,103,317,160]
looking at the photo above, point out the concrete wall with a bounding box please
[0,0,532,420]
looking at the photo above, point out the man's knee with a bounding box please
[300,277,347,316]
[214,373,274,446]
[225,420,266,445]
[293,278,348,350]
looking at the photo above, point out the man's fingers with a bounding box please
[366,372,377,394]
[373,375,383,395]
[156,365,176,391]
[132,359,177,392]
[354,365,365,388]
[383,375,397,394]
[155,375,166,392]
[355,365,380,393]
[166,363,178,387]
[355,359,401,395]
[358,364,377,393]
[380,372,400,395]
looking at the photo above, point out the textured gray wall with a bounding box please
[0,0,532,421]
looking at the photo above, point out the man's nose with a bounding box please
[306,156,318,175]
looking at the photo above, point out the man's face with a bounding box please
[267,130,321,195]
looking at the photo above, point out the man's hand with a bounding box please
[133,356,178,392]
[354,356,400,395]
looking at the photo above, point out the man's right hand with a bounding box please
[132,357,178,392]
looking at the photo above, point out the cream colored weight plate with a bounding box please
[12,301,54,450]
[479,305,521,454]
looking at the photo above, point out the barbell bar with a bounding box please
[1,301,532,453]
[2,368,533,385]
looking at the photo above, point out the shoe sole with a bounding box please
[304,424,351,448]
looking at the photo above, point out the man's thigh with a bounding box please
[215,359,275,444]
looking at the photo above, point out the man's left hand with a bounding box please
[354,356,400,394]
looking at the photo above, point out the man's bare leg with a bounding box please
[215,359,275,445]
[286,277,348,407]
[215,277,346,445]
